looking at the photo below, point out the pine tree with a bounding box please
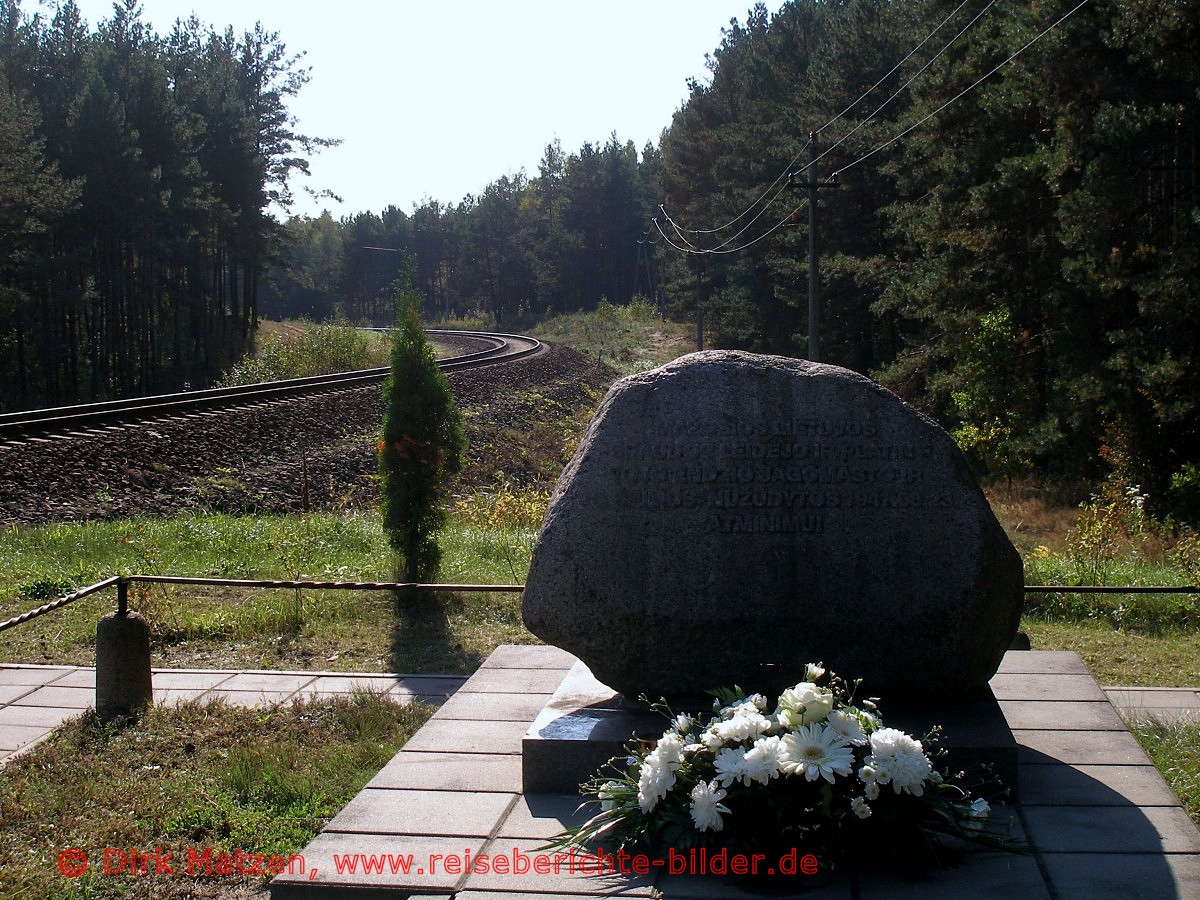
[379,275,467,583]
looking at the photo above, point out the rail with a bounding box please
[1,578,1196,636]
[0,329,540,442]
[0,575,524,634]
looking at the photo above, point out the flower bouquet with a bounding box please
[550,663,1014,875]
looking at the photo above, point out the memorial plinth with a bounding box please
[523,660,1020,798]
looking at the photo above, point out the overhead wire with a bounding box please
[832,0,1093,180]
[657,0,1092,256]
[657,0,996,254]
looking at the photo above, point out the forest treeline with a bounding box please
[1,0,1197,517]
[0,0,327,410]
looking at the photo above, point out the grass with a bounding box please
[0,691,433,899]
[1128,718,1200,825]
[0,509,539,673]
[532,299,694,375]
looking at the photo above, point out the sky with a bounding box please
[60,0,757,221]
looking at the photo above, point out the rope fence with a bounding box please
[1,577,1197,635]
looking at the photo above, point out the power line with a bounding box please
[832,0,1093,180]
[660,0,988,246]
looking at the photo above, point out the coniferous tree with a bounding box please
[379,274,467,583]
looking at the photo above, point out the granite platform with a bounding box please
[269,648,1200,899]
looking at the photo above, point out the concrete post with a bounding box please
[95,609,153,720]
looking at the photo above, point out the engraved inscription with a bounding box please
[607,417,962,530]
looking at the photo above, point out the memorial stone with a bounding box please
[522,350,1023,703]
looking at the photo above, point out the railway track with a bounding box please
[0,330,541,447]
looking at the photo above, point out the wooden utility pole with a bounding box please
[807,132,821,363]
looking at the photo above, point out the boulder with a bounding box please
[522,351,1023,703]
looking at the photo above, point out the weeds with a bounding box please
[0,693,432,898]
[1128,717,1200,825]
[218,319,389,386]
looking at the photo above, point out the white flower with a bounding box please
[864,780,880,800]
[969,798,990,818]
[637,753,677,812]
[827,709,868,745]
[776,682,834,728]
[850,796,872,819]
[866,727,932,796]
[713,745,752,787]
[597,780,623,812]
[779,723,855,783]
[689,780,730,832]
[636,734,686,812]
[705,707,774,747]
[805,662,826,681]
[673,713,695,735]
[654,731,685,765]
[742,735,784,784]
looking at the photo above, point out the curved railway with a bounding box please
[0,330,541,447]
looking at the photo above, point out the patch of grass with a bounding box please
[532,299,694,375]
[219,320,390,386]
[0,692,433,899]
[1020,618,1200,686]
[0,508,540,673]
[1128,717,1200,825]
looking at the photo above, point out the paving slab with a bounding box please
[0,704,79,728]
[366,751,524,793]
[0,683,37,704]
[1022,804,1200,854]
[0,723,58,751]
[995,651,1091,675]
[0,666,75,686]
[49,668,96,688]
[456,838,657,896]
[434,690,556,722]
[1019,763,1183,807]
[991,672,1108,702]
[150,670,234,690]
[11,685,93,708]
[214,672,316,693]
[494,793,595,841]
[402,718,530,755]
[998,699,1127,731]
[479,644,577,670]
[325,789,516,838]
[1039,852,1200,899]
[269,831,488,898]
[1014,728,1150,766]
[457,667,576,695]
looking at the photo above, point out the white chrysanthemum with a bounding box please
[713,745,752,787]
[866,727,933,796]
[636,736,685,812]
[779,723,855,783]
[742,735,784,784]
[707,708,774,747]
[850,796,872,819]
[673,713,695,736]
[655,731,686,765]
[689,780,730,832]
[776,682,834,728]
[827,709,868,745]
[597,780,623,812]
[864,780,880,800]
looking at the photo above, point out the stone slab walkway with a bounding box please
[267,648,1200,900]
[3,653,1199,897]
[0,663,466,765]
